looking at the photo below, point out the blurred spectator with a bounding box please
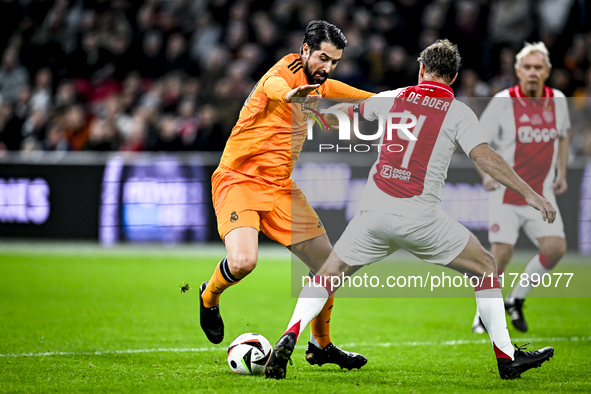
[331,58,368,91]
[119,72,143,112]
[488,46,518,95]
[190,12,222,65]
[54,79,81,110]
[14,84,32,120]
[149,113,183,151]
[442,0,488,75]
[83,117,120,151]
[138,29,165,79]
[21,108,48,147]
[194,104,225,151]
[212,77,243,133]
[119,111,147,152]
[41,119,70,151]
[138,80,163,112]
[564,33,588,87]
[180,76,201,105]
[176,98,199,149]
[101,94,132,139]
[30,67,53,113]
[35,0,75,54]
[200,46,230,96]
[0,46,30,103]
[164,33,197,76]
[251,12,280,55]
[165,0,201,35]
[161,72,184,112]
[574,68,591,103]
[105,33,135,81]
[63,104,89,150]
[383,46,416,90]
[536,0,575,65]
[488,0,533,48]
[225,20,249,53]
[0,103,24,150]
[0,0,588,155]
[582,129,591,157]
[237,43,266,80]
[66,30,110,79]
[456,69,490,98]
[0,0,24,52]
[549,68,573,96]
[359,34,388,86]
[487,0,534,82]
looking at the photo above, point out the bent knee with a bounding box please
[465,248,497,277]
[481,251,498,276]
[492,244,513,266]
[541,240,566,266]
[227,254,257,278]
[496,249,512,266]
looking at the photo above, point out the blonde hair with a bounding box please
[515,42,552,69]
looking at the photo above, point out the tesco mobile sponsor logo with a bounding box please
[0,178,50,224]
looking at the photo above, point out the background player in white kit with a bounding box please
[265,39,556,381]
[472,42,570,334]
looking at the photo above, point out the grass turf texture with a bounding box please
[0,243,590,393]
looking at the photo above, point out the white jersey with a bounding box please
[357,81,487,218]
[480,85,570,205]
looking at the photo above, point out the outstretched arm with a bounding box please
[475,161,500,191]
[263,75,320,103]
[286,84,321,102]
[323,79,374,102]
[470,143,556,223]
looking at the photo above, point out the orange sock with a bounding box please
[202,258,240,308]
[310,296,334,348]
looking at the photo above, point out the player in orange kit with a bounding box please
[199,20,373,369]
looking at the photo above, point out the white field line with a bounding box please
[1,336,589,358]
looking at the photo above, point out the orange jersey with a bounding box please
[218,53,373,184]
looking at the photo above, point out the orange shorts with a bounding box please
[211,167,326,246]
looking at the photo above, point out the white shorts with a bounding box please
[334,209,471,266]
[488,193,565,247]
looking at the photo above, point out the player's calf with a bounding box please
[199,281,224,344]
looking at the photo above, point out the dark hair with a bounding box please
[301,20,347,54]
[417,39,462,83]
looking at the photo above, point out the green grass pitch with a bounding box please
[1,243,590,393]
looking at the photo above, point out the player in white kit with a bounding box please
[265,39,555,380]
[472,42,570,334]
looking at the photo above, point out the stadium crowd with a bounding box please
[0,0,590,155]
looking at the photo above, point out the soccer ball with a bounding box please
[227,333,272,375]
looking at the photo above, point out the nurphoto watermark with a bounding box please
[302,100,420,153]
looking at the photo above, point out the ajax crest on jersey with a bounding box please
[227,333,272,375]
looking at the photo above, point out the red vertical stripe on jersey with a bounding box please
[503,86,557,205]
[373,81,454,198]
